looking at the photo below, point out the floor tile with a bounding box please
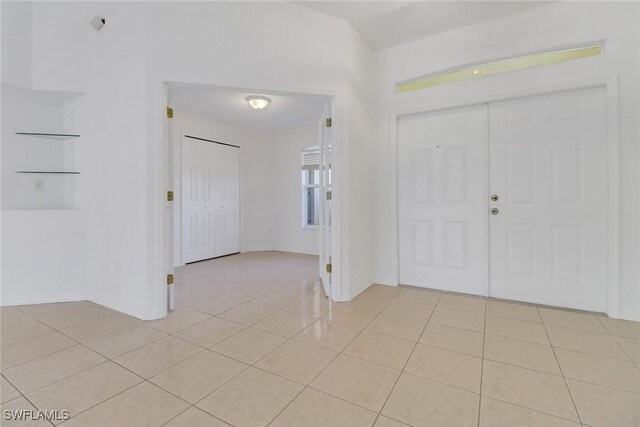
[192,295,246,316]
[165,407,232,427]
[270,388,377,427]
[255,340,336,384]
[150,350,247,403]
[479,396,579,427]
[252,311,316,338]
[348,293,394,312]
[486,300,541,323]
[395,288,441,305]
[217,302,277,326]
[366,313,426,341]
[615,336,640,363]
[173,317,245,348]
[311,354,400,412]
[485,315,549,344]
[419,322,484,357]
[481,360,578,421]
[438,294,486,314]
[382,300,435,321]
[405,344,482,393]
[1,318,54,346]
[483,334,561,375]
[283,292,333,318]
[598,316,640,339]
[0,376,20,404]
[251,291,302,309]
[0,309,31,330]
[374,415,410,427]
[0,331,77,369]
[82,325,167,359]
[0,396,51,426]
[382,373,479,427]
[210,327,286,364]
[293,319,361,352]
[363,284,402,298]
[61,313,142,342]
[113,336,202,379]
[26,361,142,419]
[539,308,607,333]
[430,306,485,332]
[322,305,377,329]
[222,285,271,301]
[3,345,106,393]
[196,367,303,427]
[62,381,189,427]
[343,330,415,370]
[36,305,112,329]
[567,379,640,427]
[146,309,211,333]
[546,325,629,360]
[554,348,640,393]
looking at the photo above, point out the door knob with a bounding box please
[490,208,499,215]
[490,194,499,201]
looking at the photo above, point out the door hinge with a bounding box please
[166,107,174,118]
[167,190,174,202]
[167,274,174,285]
[325,263,332,273]
[325,117,332,128]
[325,190,332,200]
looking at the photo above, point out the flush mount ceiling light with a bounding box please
[246,95,271,110]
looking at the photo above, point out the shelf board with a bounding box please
[15,132,80,140]
[16,171,80,175]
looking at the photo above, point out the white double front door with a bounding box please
[398,87,609,312]
[182,136,240,264]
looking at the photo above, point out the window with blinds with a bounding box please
[301,146,330,228]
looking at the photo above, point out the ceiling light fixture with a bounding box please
[246,95,271,110]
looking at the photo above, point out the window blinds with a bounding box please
[302,147,331,170]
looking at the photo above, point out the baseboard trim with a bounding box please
[0,293,91,307]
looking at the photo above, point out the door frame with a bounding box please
[390,78,621,317]
[160,82,342,315]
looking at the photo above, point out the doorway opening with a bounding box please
[163,83,335,314]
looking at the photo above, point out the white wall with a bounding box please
[273,124,320,256]
[373,2,640,320]
[169,111,321,266]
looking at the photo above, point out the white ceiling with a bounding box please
[294,1,551,50]
[169,86,328,131]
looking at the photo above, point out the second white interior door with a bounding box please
[182,136,240,264]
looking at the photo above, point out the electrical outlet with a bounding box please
[34,180,44,191]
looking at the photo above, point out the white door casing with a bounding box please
[182,136,240,264]
[398,105,489,295]
[319,101,333,297]
[489,87,608,312]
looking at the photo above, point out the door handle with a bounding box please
[490,208,499,215]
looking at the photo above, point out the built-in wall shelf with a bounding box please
[16,171,80,175]
[15,132,80,140]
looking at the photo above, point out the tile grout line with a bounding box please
[371,291,443,427]
[538,306,583,425]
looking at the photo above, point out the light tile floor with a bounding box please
[1,251,639,426]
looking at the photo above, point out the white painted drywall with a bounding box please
[273,124,320,256]
[373,1,640,320]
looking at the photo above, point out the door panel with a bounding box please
[489,87,608,312]
[182,136,239,263]
[399,105,489,295]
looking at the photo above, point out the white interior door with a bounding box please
[398,105,489,295]
[182,136,240,263]
[319,102,333,297]
[211,142,240,257]
[489,87,609,312]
